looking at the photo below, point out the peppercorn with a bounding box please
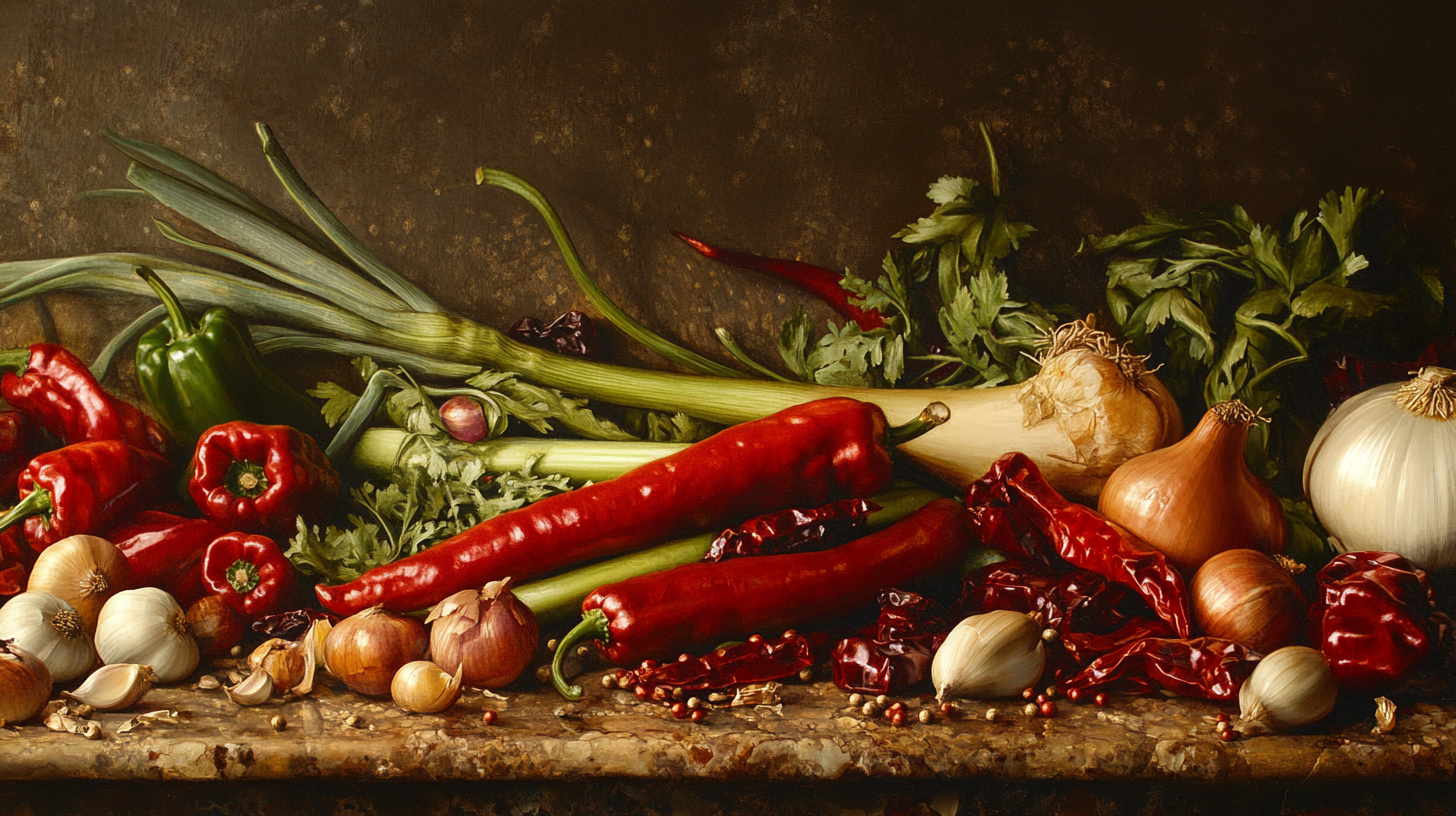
[1093,693,1108,708]
[482,710,499,726]
[1039,701,1057,717]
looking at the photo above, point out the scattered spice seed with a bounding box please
[482,710,499,725]
[575,645,591,658]
[1044,687,1057,699]
[689,709,707,724]
[634,685,650,701]
[1216,712,1230,723]
[1094,693,1108,708]
[687,697,701,710]
[1022,688,1035,700]
[918,709,933,724]
[875,695,889,707]
[198,675,220,690]
[1065,688,1081,702]
[940,702,957,717]
[984,708,997,722]
[639,659,658,671]
[546,639,559,652]
[344,715,362,729]
[1036,694,1048,705]
[1023,703,1038,717]
[1040,701,1057,717]
[270,715,287,732]
[1219,729,1236,742]
[798,668,814,682]
[670,702,688,719]
[862,703,878,717]
[536,665,551,684]
[748,634,763,644]
[1042,628,1060,643]
[1215,721,1230,734]
[600,674,616,689]
[849,693,864,707]
[230,645,243,657]
[890,710,907,727]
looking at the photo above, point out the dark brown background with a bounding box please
[2,0,1453,379]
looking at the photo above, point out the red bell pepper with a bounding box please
[0,343,169,457]
[189,422,340,535]
[0,440,172,552]
[316,397,948,616]
[202,532,297,621]
[0,528,33,595]
[110,511,228,609]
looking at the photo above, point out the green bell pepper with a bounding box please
[134,266,331,446]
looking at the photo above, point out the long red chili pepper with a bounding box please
[550,498,971,699]
[0,440,173,552]
[672,232,887,331]
[0,343,169,457]
[964,452,1192,638]
[1058,636,1260,702]
[315,397,948,616]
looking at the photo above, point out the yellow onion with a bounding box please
[324,605,427,697]
[1191,549,1306,655]
[0,639,51,723]
[426,578,539,688]
[27,535,134,634]
[1099,400,1285,576]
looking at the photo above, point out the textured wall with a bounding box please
[1,1,1452,377]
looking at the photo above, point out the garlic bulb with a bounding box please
[26,535,133,634]
[95,588,199,683]
[391,660,464,713]
[1304,367,1456,569]
[1238,646,1337,736]
[931,610,1045,701]
[63,663,155,711]
[0,592,96,682]
[249,638,307,691]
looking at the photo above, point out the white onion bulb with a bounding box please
[1304,367,1456,569]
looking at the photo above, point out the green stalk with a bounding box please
[351,427,687,483]
[91,304,165,381]
[249,326,482,379]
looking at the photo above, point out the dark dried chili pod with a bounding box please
[508,310,599,357]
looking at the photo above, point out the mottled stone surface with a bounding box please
[1,664,1453,787]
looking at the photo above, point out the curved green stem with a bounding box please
[713,329,795,383]
[552,609,611,700]
[0,488,52,535]
[134,265,196,336]
[475,167,746,380]
[92,304,166,381]
[0,347,32,376]
[885,401,951,446]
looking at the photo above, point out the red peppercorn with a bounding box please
[1022,688,1035,700]
[689,708,707,724]
[482,710,499,726]
[1039,701,1057,717]
[939,702,957,717]
[671,702,689,719]
[1065,688,1081,703]
[639,659,659,671]
[1216,712,1229,723]
[890,710,907,727]
[1093,693,1108,708]
[1035,694,1048,705]
[633,685,650,700]
[748,634,763,644]
[1219,728,1236,742]
[678,654,692,663]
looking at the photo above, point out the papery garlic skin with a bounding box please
[931,610,1045,701]
[1238,646,1337,735]
[391,660,463,713]
[0,592,96,682]
[1304,369,1456,570]
[95,588,199,683]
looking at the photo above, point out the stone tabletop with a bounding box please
[2,658,1451,785]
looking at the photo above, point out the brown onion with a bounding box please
[186,595,246,656]
[324,605,427,697]
[1192,549,1306,655]
[0,639,52,723]
[426,578,539,688]
[1098,400,1285,576]
[27,535,134,634]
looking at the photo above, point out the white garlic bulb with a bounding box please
[1304,367,1456,569]
[931,610,1045,701]
[0,592,96,682]
[95,588,199,683]
[1238,646,1337,735]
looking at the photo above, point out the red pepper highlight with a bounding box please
[0,343,169,457]
[1311,551,1449,692]
[189,421,340,535]
[316,397,948,616]
[551,497,971,699]
[0,440,173,552]
[110,511,228,609]
[673,231,887,331]
[964,452,1192,638]
[203,532,298,621]
[832,589,950,694]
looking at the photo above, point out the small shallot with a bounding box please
[1238,646,1337,736]
[391,660,464,713]
[324,605,427,697]
[0,639,51,723]
[426,578,539,688]
[1191,549,1306,655]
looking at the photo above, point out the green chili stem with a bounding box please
[0,488,52,535]
[226,559,262,594]
[551,609,612,700]
[886,402,951,446]
[0,348,31,376]
[135,265,196,336]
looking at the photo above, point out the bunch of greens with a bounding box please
[772,126,1062,389]
[1090,187,1443,564]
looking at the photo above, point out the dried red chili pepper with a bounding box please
[672,231,887,331]
[0,343,169,456]
[1322,339,1456,407]
[202,532,298,621]
[551,498,970,699]
[619,633,814,696]
[0,528,33,595]
[1311,551,1449,692]
[0,412,45,500]
[704,498,878,562]
[189,421,340,535]
[964,452,1192,638]
[109,511,228,609]
[316,397,948,616]
[508,310,598,357]
[832,589,950,694]
[0,440,172,552]
[252,608,337,641]
[1058,637,1260,702]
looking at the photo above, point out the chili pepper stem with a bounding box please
[551,608,611,700]
[134,265,198,337]
[0,487,52,535]
[886,402,951,447]
[0,348,31,375]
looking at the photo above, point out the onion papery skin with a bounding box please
[1098,402,1286,577]
[1191,549,1305,655]
[325,606,428,697]
[1303,377,1456,570]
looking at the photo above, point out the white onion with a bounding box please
[1304,367,1456,569]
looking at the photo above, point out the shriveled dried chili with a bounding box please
[508,310,599,357]
[704,498,878,562]
[1311,550,1449,692]
[618,633,814,697]
[1058,637,1260,702]
[832,589,949,694]
[965,452,1192,638]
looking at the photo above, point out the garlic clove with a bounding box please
[391,660,464,714]
[1237,646,1337,736]
[224,668,275,706]
[63,663,155,711]
[931,610,1046,702]
[249,638,307,691]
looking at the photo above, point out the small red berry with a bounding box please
[482,710,499,726]
[633,685,650,700]
[890,710,907,727]
[1216,712,1230,723]
[1219,728,1237,742]
[1022,688,1035,700]
[1035,694,1048,705]
[748,634,763,643]
[1039,701,1057,717]
[1093,693,1108,708]
[678,654,692,663]
[1065,688,1081,703]
[939,702,957,717]
[689,709,707,724]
